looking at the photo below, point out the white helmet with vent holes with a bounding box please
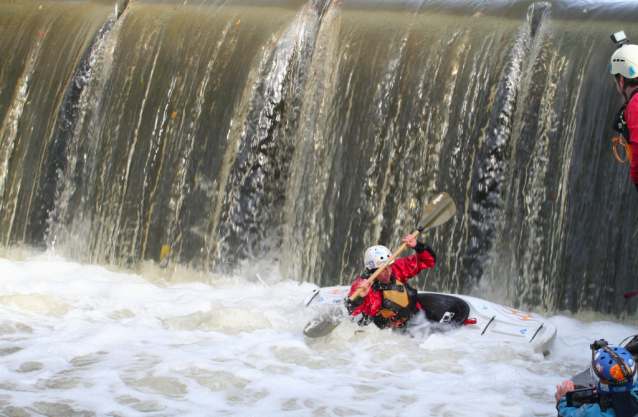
[364,246,393,271]
[610,44,638,79]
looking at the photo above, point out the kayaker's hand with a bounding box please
[554,380,574,402]
[357,279,371,297]
[402,234,417,248]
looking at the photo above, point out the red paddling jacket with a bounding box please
[613,90,638,191]
[347,241,436,329]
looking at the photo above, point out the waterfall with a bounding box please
[1,0,638,316]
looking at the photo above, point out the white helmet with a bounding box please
[364,246,393,270]
[610,44,638,79]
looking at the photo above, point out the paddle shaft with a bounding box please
[348,228,422,301]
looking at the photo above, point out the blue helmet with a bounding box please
[590,341,637,394]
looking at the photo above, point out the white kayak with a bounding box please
[302,285,557,354]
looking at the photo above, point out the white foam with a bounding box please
[0,256,636,416]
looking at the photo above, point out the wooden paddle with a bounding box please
[347,192,456,302]
[303,192,456,338]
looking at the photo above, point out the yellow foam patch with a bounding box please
[160,245,170,262]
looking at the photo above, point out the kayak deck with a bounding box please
[302,286,557,353]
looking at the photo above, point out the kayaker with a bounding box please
[555,340,638,417]
[609,31,638,192]
[345,234,436,329]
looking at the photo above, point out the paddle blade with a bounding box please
[303,304,345,338]
[303,318,341,338]
[420,192,456,230]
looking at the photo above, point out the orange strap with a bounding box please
[612,135,632,163]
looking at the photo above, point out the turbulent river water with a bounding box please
[0,255,637,416]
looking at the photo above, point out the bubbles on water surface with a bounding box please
[0,256,635,416]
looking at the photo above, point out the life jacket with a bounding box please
[613,90,638,143]
[374,276,419,326]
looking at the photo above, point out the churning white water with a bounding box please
[0,255,636,417]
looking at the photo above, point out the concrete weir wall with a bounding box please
[1,0,638,315]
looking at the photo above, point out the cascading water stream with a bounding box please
[1,0,638,317]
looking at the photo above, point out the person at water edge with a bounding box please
[554,342,638,417]
[345,234,435,329]
[609,35,638,192]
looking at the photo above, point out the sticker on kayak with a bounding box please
[520,329,527,334]
[326,289,348,295]
[500,307,540,322]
